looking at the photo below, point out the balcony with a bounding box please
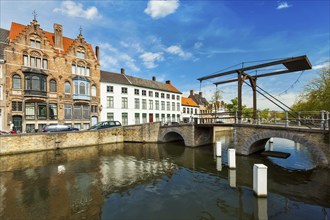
[73,94,90,101]
[24,90,47,97]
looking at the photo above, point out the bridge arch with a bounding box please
[159,128,187,145]
[241,130,328,167]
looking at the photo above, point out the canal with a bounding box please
[0,130,329,219]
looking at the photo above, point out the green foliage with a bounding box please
[225,97,238,112]
[292,68,330,111]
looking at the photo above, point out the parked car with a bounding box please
[42,124,79,133]
[88,121,121,130]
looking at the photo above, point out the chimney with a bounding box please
[166,80,171,84]
[190,90,194,96]
[199,91,203,97]
[121,68,125,75]
[54,23,63,49]
[152,76,156,81]
[95,46,99,60]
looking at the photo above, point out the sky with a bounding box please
[1,0,329,110]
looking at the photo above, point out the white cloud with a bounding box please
[165,45,192,60]
[54,1,100,20]
[276,1,292,10]
[140,52,164,69]
[313,61,330,70]
[194,42,203,49]
[144,0,179,19]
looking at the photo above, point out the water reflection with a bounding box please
[0,132,329,220]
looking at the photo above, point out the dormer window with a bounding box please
[30,39,40,49]
[76,51,85,59]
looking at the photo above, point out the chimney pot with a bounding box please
[95,46,99,60]
[199,92,203,97]
[121,68,125,75]
[190,90,194,96]
[54,23,63,49]
[166,80,171,84]
[152,76,156,81]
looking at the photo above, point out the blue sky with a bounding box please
[1,0,329,110]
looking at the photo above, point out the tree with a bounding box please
[225,97,238,112]
[292,68,330,111]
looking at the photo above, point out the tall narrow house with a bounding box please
[2,18,100,132]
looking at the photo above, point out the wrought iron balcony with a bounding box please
[24,90,47,97]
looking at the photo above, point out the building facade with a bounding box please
[2,18,100,132]
[181,97,199,123]
[100,69,182,125]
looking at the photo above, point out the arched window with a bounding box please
[50,80,57,92]
[91,85,96,97]
[79,82,85,95]
[64,82,71,94]
[12,74,21,89]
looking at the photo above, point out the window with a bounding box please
[135,98,140,109]
[135,113,140,124]
[48,104,57,120]
[195,109,197,114]
[142,99,147,109]
[155,100,159,110]
[64,82,71,94]
[25,103,35,120]
[167,102,170,111]
[79,82,86,94]
[12,101,22,111]
[166,94,170,99]
[161,101,165,110]
[107,112,114,121]
[91,85,96,97]
[38,103,47,119]
[177,95,180,100]
[122,87,128,94]
[107,96,114,108]
[73,105,82,120]
[122,97,128,109]
[149,100,153,110]
[172,95,175,99]
[155,92,159,98]
[36,58,41,68]
[43,59,48,69]
[13,74,21,89]
[122,113,128,125]
[183,107,186,113]
[50,80,57,92]
[73,81,90,96]
[177,103,180,111]
[30,39,40,48]
[161,114,165,122]
[149,91,153,97]
[142,113,147,123]
[134,89,139,95]
[167,114,170,122]
[72,63,90,76]
[155,114,159,122]
[64,104,72,119]
[91,105,98,113]
[142,90,146,96]
[161,93,165,98]
[172,102,175,111]
[107,86,113,92]
[77,51,85,59]
[23,55,28,66]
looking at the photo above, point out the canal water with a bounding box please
[0,130,329,220]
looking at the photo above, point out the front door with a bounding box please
[12,115,22,132]
[149,114,153,123]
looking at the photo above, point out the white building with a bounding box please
[181,97,199,123]
[100,69,182,125]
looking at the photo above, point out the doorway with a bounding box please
[149,114,153,123]
[12,115,22,132]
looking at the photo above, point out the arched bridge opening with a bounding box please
[161,131,185,145]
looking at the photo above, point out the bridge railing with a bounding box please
[196,110,330,130]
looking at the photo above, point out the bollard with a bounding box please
[269,142,274,151]
[216,141,222,157]
[228,149,236,169]
[229,169,236,188]
[216,157,222,171]
[253,164,268,197]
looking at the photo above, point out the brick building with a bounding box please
[1,18,100,132]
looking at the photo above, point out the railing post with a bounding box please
[326,112,330,129]
[298,112,301,127]
[285,111,289,127]
[235,110,238,124]
[321,110,325,130]
[257,111,261,125]
[274,111,277,125]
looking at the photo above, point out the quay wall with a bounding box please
[0,123,161,155]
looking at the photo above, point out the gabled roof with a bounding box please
[189,93,208,106]
[100,70,182,94]
[181,97,198,107]
[0,28,9,61]
[8,22,95,57]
